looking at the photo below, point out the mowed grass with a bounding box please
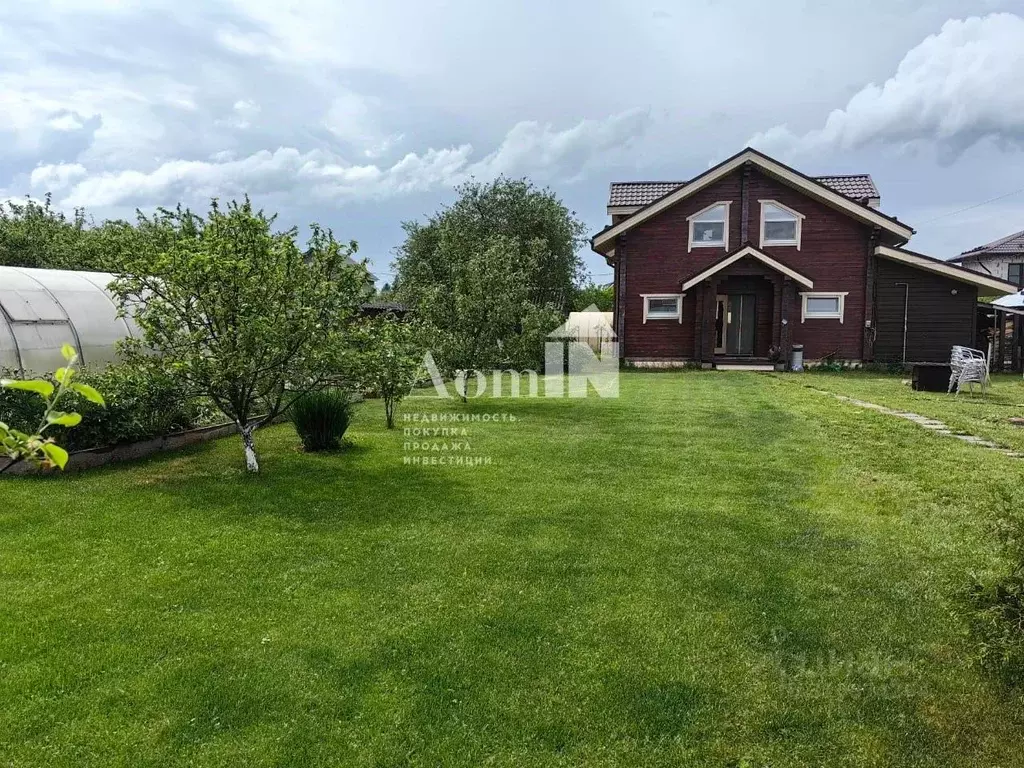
[791,371,1024,454]
[2,371,1024,767]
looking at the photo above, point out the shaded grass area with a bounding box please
[2,371,1024,766]
[789,371,1024,454]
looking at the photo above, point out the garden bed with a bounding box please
[0,420,242,475]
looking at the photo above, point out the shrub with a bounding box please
[1,345,104,472]
[963,566,1024,686]
[0,361,215,452]
[290,390,354,451]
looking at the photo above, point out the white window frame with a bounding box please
[800,292,848,323]
[687,201,730,252]
[759,199,804,249]
[641,293,684,324]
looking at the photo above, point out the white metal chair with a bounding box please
[948,345,989,395]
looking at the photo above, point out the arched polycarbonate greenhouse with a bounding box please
[0,266,140,376]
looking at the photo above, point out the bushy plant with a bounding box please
[290,390,354,451]
[0,359,215,453]
[1,345,104,472]
[963,567,1024,686]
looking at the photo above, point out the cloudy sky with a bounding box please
[3,0,1024,284]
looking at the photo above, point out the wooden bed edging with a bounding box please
[0,420,250,476]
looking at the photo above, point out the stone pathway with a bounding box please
[826,392,1024,459]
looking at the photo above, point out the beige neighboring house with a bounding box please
[950,229,1024,289]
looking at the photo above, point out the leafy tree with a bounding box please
[0,195,136,271]
[572,281,614,312]
[394,177,586,376]
[1,345,105,473]
[108,199,365,473]
[359,314,423,429]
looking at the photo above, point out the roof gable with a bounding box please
[680,245,814,291]
[593,148,913,253]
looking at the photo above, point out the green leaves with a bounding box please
[46,411,83,427]
[71,383,105,406]
[40,443,69,470]
[1,378,55,398]
[0,345,101,472]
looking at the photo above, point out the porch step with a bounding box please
[715,363,775,372]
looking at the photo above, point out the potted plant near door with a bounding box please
[768,344,786,372]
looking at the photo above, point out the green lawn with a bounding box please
[791,370,1024,454]
[3,372,1024,767]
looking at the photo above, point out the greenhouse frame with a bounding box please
[0,266,139,376]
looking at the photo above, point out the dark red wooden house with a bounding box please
[591,148,1016,368]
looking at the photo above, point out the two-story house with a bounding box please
[591,148,1017,368]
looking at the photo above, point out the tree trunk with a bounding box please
[240,423,260,473]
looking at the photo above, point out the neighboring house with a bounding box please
[591,147,1016,367]
[358,300,409,318]
[949,229,1024,288]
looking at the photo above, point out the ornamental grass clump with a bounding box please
[290,390,354,451]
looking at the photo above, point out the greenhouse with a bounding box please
[0,266,139,376]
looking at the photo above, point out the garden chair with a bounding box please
[948,345,989,395]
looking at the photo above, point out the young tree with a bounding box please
[1,345,105,474]
[109,199,365,473]
[359,314,423,429]
[394,177,585,376]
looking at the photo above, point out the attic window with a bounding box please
[688,202,730,251]
[760,200,804,249]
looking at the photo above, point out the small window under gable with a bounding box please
[760,200,804,249]
[688,202,730,251]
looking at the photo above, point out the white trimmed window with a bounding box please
[642,294,683,323]
[687,202,730,251]
[760,200,804,249]
[800,292,848,323]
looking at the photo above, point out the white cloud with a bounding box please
[749,13,1024,161]
[215,99,261,130]
[47,113,85,132]
[470,108,650,181]
[59,110,648,208]
[30,162,87,191]
[322,90,403,159]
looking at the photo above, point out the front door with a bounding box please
[723,293,756,356]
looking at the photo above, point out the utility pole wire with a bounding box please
[918,186,1024,225]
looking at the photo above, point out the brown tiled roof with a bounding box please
[812,175,879,201]
[609,174,879,208]
[959,228,1024,258]
[608,181,686,207]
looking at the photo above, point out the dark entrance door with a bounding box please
[726,294,756,356]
